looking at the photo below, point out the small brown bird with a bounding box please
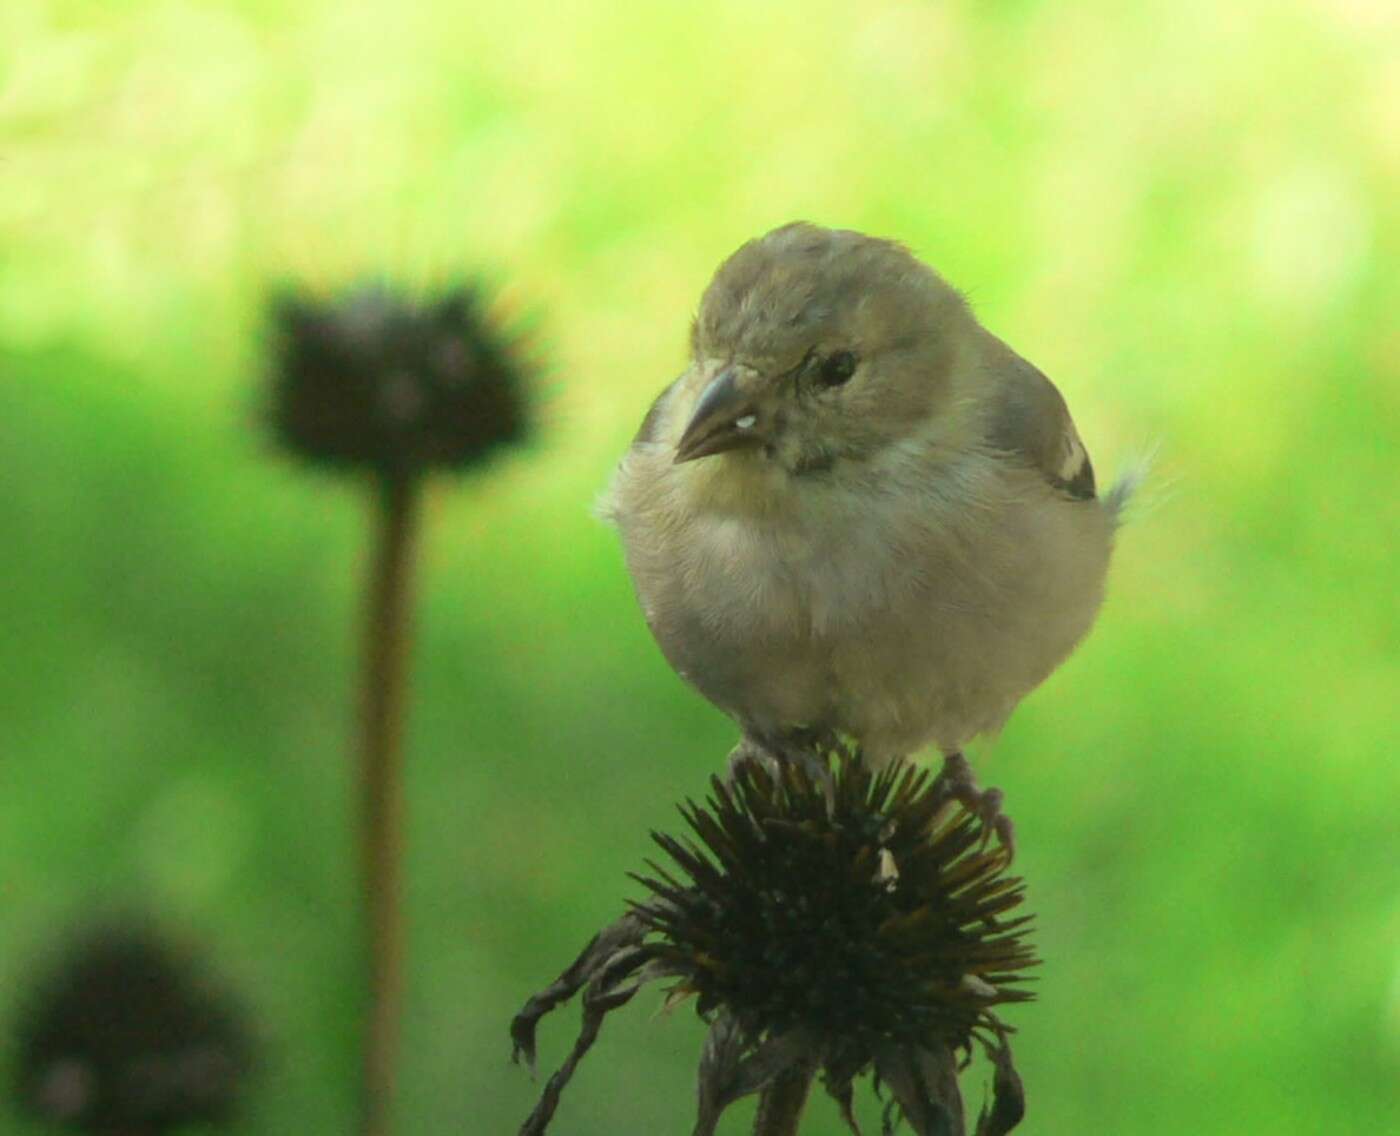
[601,223,1134,838]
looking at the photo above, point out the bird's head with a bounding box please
[674,223,970,475]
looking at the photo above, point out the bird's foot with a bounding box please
[936,752,1015,862]
[726,728,838,800]
[725,735,781,782]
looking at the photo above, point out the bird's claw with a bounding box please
[725,737,782,782]
[937,753,1016,862]
[727,730,837,803]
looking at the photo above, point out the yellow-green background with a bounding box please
[2,1,1396,1132]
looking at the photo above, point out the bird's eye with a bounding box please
[820,351,857,386]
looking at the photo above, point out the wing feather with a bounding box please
[981,336,1096,501]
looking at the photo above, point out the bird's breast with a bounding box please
[680,481,926,642]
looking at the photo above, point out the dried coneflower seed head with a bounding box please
[512,745,1036,1136]
[12,923,254,1134]
[268,282,533,474]
[637,751,1036,1056]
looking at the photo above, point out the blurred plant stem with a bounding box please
[753,1063,815,1136]
[357,472,421,1136]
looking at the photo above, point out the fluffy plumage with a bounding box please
[602,223,1128,762]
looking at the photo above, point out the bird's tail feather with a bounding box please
[1104,449,1155,527]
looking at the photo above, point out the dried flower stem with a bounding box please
[357,472,422,1136]
[753,1063,816,1136]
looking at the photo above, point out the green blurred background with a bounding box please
[2,1,1397,1132]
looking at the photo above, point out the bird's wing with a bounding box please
[982,336,1097,501]
[631,377,682,447]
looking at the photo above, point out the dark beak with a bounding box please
[674,368,763,464]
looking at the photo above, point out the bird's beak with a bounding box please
[674,367,764,464]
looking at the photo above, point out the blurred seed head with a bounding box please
[513,745,1035,1135]
[12,921,255,1134]
[268,281,534,475]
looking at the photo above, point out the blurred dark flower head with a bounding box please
[512,745,1035,1136]
[12,921,255,1134]
[268,281,534,475]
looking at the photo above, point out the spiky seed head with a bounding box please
[12,922,255,1133]
[268,281,533,475]
[634,750,1036,1056]
[512,746,1035,1136]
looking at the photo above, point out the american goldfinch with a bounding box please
[602,223,1134,842]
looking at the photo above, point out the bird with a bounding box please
[600,223,1135,844]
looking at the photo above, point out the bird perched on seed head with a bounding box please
[601,223,1134,832]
